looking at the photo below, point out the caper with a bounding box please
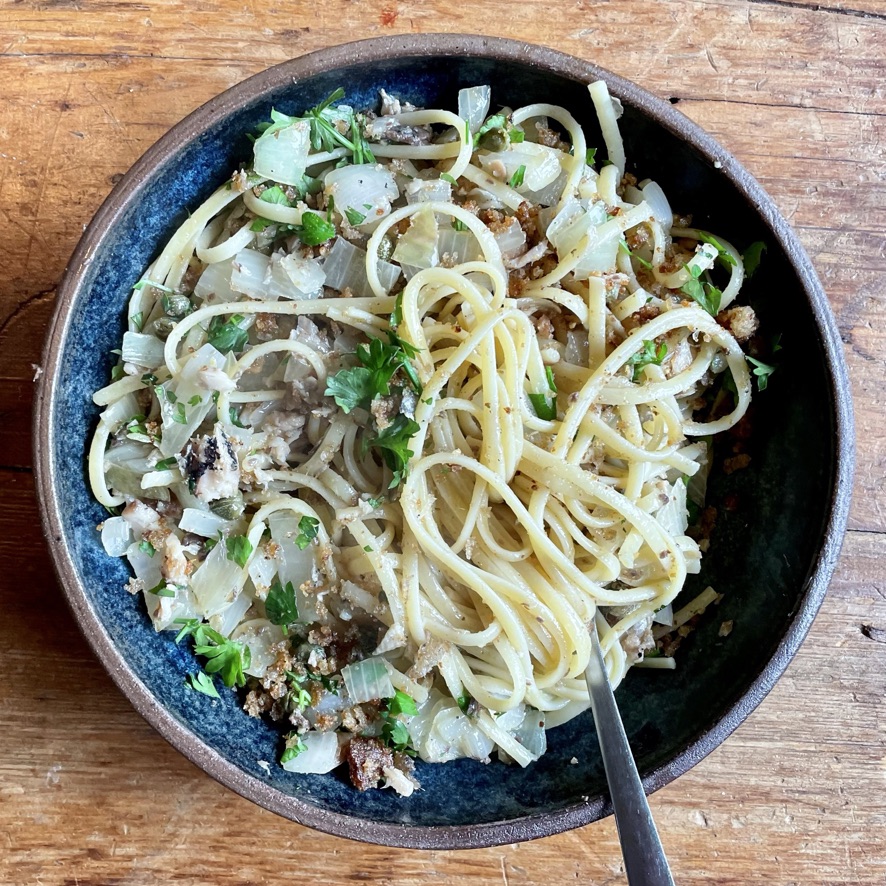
[376,234,395,263]
[209,494,244,520]
[479,129,508,152]
[151,316,177,340]
[163,293,192,318]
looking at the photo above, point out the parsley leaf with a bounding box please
[457,692,472,714]
[280,733,307,764]
[380,691,418,754]
[747,356,776,391]
[390,291,404,329]
[743,241,767,278]
[259,185,291,205]
[627,340,668,382]
[586,147,597,166]
[680,269,722,316]
[138,539,156,557]
[369,415,420,488]
[192,625,251,688]
[155,456,178,470]
[473,113,507,147]
[171,402,187,425]
[619,238,653,270]
[325,366,377,413]
[228,406,247,429]
[132,279,174,293]
[452,218,468,232]
[111,365,125,382]
[225,534,253,568]
[345,207,367,226]
[130,311,144,332]
[439,172,457,185]
[528,366,558,421]
[186,671,220,699]
[265,578,299,626]
[147,580,176,598]
[207,314,249,354]
[295,515,320,550]
[294,212,335,246]
[698,232,737,268]
[508,164,526,188]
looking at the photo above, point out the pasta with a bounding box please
[90,82,765,793]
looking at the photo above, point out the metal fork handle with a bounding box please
[585,631,676,886]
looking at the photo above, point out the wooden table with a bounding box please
[2,2,884,883]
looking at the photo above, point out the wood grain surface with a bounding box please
[1,2,885,883]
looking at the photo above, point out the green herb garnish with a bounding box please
[698,232,737,268]
[265,578,299,626]
[138,539,156,558]
[280,733,308,764]
[294,515,320,550]
[207,314,248,354]
[368,415,420,488]
[186,671,221,698]
[345,207,367,226]
[627,340,668,382]
[743,241,766,278]
[747,356,776,391]
[225,534,253,568]
[294,211,335,247]
[508,164,526,188]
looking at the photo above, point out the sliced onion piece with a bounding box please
[281,731,343,774]
[458,85,491,134]
[325,164,398,227]
[253,120,311,186]
[341,656,395,704]
[100,516,132,557]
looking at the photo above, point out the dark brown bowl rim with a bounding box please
[33,33,854,849]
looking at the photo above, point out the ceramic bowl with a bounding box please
[33,34,853,849]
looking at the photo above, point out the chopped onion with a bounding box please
[478,144,562,192]
[178,507,232,538]
[458,85,491,134]
[281,731,343,774]
[491,217,526,259]
[436,227,481,265]
[100,393,140,431]
[100,516,131,557]
[157,345,219,457]
[653,603,674,627]
[565,330,590,366]
[406,178,453,205]
[189,538,247,617]
[253,120,311,186]
[269,511,318,620]
[340,579,380,616]
[269,253,325,300]
[231,618,285,677]
[146,582,197,632]
[342,656,394,703]
[641,180,673,228]
[121,332,165,369]
[210,590,252,637]
[392,206,439,269]
[125,540,162,590]
[140,468,178,489]
[325,164,398,227]
[655,480,689,537]
[194,258,239,304]
[322,237,400,297]
[247,543,278,598]
[512,709,546,760]
[231,248,271,298]
[522,168,568,207]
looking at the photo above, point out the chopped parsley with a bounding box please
[130,311,144,332]
[141,372,158,386]
[369,415,421,488]
[747,356,776,391]
[225,534,253,568]
[457,692,471,714]
[147,579,176,598]
[155,456,178,470]
[508,164,526,189]
[265,578,299,626]
[294,515,320,550]
[586,147,597,166]
[390,291,404,329]
[186,671,220,699]
[174,620,250,688]
[259,185,291,205]
[111,365,125,382]
[528,365,558,421]
[171,402,187,425]
[680,264,722,316]
[228,406,247,429]
[452,218,468,232]
[698,232,736,268]
[207,314,249,354]
[344,207,367,226]
[188,394,202,407]
[325,333,421,413]
[138,539,156,557]
[439,172,458,186]
[132,279,174,293]
[294,211,335,246]
[627,340,668,382]
[473,113,507,147]
[743,241,766,278]
[280,733,308,764]
[380,690,418,754]
[619,238,653,270]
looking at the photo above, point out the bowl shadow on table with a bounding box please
[50,51,838,834]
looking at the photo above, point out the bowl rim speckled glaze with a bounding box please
[34,34,854,849]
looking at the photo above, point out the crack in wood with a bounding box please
[0,287,56,339]
[747,0,886,22]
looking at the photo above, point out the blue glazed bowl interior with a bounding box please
[52,50,839,831]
